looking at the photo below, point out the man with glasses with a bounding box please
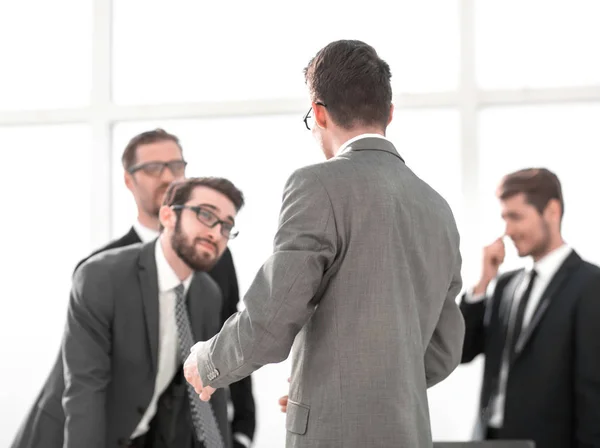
[11,132,255,448]
[184,40,465,448]
[24,177,242,448]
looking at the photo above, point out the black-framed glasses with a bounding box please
[171,205,239,240]
[303,101,327,130]
[128,160,187,178]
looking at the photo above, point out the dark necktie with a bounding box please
[510,269,538,356]
[174,284,224,448]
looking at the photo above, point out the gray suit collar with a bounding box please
[342,137,405,163]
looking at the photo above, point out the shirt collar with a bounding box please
[154,239,193,294]
[133,220,160,243]
[529,243,572,280]
[335,133,391,157]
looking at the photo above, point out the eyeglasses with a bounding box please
[128,160,187,178]
[171,205,239,240]
[303,101,327,130]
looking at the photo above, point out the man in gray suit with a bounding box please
[184,40,465,447]
[31,177,242,448]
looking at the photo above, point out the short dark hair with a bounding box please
[304,40,392,130]
[162,177,245,212]
[497,168,564,218]
[121,128,182,170]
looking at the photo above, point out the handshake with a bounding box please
[184,348,291,413]
[183,347,291,412]
[183,345,216,401]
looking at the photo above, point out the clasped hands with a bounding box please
[183,347,215,402]
[184,348,291,412]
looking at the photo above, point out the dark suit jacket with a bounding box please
[14,242,232,448]
[11,228,255,448]
[460,250,600,448]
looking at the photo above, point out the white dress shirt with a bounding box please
[131,240,193,438]
[335,133,392,157]
[133,220,160,243]
[467,243,572,427]
[132,221,251,447]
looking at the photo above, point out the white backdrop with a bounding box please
[1,0,600,447]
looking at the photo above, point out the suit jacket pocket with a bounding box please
[285,400,310,435]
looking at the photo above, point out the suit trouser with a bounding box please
[486,427,501,440]
[130,432,204,448]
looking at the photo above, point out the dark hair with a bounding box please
[304,40,392,130]
[121,128,182,170]
[163,177,245,212]
[497,168,564,218]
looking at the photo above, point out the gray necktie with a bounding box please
[174,284,224,448]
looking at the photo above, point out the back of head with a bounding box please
[497,167,564,218]
[304,40,392,130]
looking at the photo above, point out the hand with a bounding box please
[183,350,216,401]
[474,237,506,294]
[279,395,288,413]
[278,377,291,413]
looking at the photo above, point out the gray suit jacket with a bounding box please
[195,138,465,447]
[13,241,231,448]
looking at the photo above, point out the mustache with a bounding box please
[195,238,217,253]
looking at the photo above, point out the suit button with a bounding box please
[137,406,145,415]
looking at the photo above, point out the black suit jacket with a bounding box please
[11,229,255,448]
[460,251,600,448]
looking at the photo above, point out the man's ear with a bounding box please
[313,102,328,129]
[124,171,135,193]
[544,198,562,223]
[159,205,176,231]
[387,103,394,126]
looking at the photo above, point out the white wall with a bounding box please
[1,1,600,447]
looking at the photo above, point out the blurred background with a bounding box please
[1,0,599,446]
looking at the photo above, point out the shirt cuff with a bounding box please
[192,340,216,383]
[463,288,486,303]
[234,432,252,448]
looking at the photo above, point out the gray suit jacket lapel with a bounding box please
[138,241,160,372]
[344,137,405,163]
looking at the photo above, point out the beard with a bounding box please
[171,219,220,272]
[527,219,552,259]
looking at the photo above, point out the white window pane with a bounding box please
[112,0,458,105]
[0,1,92,110]
[479,104,600,273]
[476,0,600,89]
[0,125,92,446]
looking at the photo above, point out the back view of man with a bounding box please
[185,40,465,448]
[11,130,255,448]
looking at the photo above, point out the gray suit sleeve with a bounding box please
[424,248,465,388]
[62,263,114,448]
[196,167,337,388]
